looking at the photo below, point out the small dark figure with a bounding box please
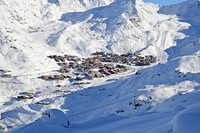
[67,120,70,127]
[193,42,196,46]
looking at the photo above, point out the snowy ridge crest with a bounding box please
[0,0,200,133]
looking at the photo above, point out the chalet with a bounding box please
[104,64,114,70]
[54,90,71,94]
[59,56,65,62]
[47,55,53,59]
[60,67,70,73]
[16,92,34,100]
[99,68,111,76]
[45,52,156,81]
[54,56,60,62]
[40,75,51,80]
[92,51,107,56]
[75,76,83,81]
[1,74,12,78]
[136,61,150,66]
[93,58,101,64]
[36,102,51,105]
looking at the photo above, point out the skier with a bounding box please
[67,120,70,127]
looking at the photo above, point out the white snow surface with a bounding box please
[0,0,199,133]
[173,103,200,133]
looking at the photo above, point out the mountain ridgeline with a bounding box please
[0,0,200,133]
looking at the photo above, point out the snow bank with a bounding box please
[12,109,70,133]
[173,103,200,133]
[178,54,200,74]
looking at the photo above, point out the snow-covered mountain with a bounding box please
[0,0,114,74]
[0,0,200,133]
[0,0,188,74]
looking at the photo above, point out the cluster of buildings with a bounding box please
[41,52,156,81]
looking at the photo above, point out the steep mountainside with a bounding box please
[159,0,200,74]
[0,0,188,75]
[0,0,114,74]
[0,0,200,133]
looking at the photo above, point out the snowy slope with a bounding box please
[56,0,188,59]
[0,0,188,74]
[0,0,114,74]
[0,0,200,133]
[159,0,200,74]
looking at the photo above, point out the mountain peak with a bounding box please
[0,0,200,133]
